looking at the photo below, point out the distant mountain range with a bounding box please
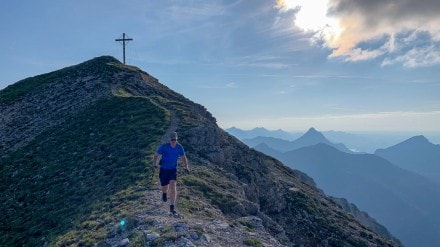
[244,127,355,153]
[227,126,300,141]
[230,127,440,247]
[279,143,440,247]
[226,127,440,153]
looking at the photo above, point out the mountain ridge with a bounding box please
[226,127,300,141]
[277,142,440,247]
[243,127,354,153]
[0,56,399,246]
[227,127,440,153]
[375,135,440,184]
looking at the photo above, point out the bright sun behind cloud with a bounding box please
[275,0,342,49]
[275,0,440,67]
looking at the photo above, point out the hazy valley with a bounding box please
[228,127,440,247]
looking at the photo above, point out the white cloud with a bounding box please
[199,82,239,89]
[230,54,293,69]
[226,82,238,88]
[274,0,440,67]
[168,2,226,22]
[343,47,386,62]
[382,45,440,68]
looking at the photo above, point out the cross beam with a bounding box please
[115,33,133,64]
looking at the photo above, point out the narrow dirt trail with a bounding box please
[160,109,179,144]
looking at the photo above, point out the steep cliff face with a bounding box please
[0,56,400,246]
[330,197,401,245]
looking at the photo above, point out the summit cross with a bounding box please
[115,33,133,64]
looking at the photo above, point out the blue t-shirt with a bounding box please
[156,143,185,170]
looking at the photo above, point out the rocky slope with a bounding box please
[0,56,400,246]
[330,197,400,245]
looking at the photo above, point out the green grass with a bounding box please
[182,173,239,214]
[0,56,120,105]
[0,95,168,246]
[244,237,263,247]
[0,71,60,104]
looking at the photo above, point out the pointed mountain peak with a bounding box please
[303,127,326,140]
[294,128,354,153]
[376,135,434,153]
[292,127,331,148]
[393,135,433,149]
[306,127,319,134]
[406,135,430,144]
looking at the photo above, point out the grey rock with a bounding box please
[118,238,129,247]
[189,231,199,240]
[146,232,160,241]
[174,222,187,232]
[238,216,264,229]
[201,234,211,243]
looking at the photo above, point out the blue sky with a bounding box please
[1,0,440,132]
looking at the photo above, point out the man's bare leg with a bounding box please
[162,185,168,202]
[169,180,177,212]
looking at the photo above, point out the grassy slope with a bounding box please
[0,56,119,105]
[0,95,168,246]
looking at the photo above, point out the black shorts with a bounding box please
[159,168,177,186]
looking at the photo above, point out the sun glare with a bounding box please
[296,1,328,31]
[277,0,342,47]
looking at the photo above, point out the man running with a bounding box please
[153,132,190,214]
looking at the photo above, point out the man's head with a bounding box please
[169,132,178,142]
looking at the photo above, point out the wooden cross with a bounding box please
[115,33,133,64]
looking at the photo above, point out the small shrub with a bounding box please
[244,237,263,247]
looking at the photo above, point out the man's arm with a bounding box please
[182,155,190,172]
